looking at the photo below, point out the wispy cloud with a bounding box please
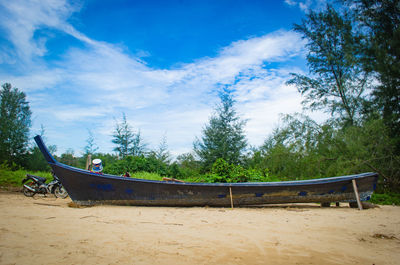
[0,0,324,155]
[0,0,80,63]
[284,0,327,12]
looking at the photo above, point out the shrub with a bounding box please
[103,155,183,178]
[201,158,272,183]
[370,193,400,205]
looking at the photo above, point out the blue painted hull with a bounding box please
[34,136,378,206]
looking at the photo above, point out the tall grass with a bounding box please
[131,171,164,181]
[0,168,53,187]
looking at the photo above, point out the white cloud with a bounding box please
[0,0,80,62]
[178,31,303,87]
[0,0,326,155]
[284,0,327,12]
[285,0,297,6]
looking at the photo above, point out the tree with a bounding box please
[112,113,147,158]
[0,83,32,167]
[25,125,57,171]
[149,134,171,164]
[130,129,147,157]
[287,5,371,126]
[344,0,400,144]
[194,89,247,170]
[112,113,134,158]
[84,129,99,155]
[59,148,78,167]
[258,114,400,191]
[176,152,201,178]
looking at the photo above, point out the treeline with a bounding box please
[0,0,399,193]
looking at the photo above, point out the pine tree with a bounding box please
[194,89,247,170]
[112,113,146,157]
[130,129,147,157]
[150,134,171,164]
[84,129,99,155]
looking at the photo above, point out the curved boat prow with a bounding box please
[34,135,57,164]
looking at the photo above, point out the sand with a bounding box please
[0,191,399,265]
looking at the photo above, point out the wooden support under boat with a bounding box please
[229,186,234,209]
[352,179,363,210]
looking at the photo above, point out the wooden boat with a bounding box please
[34,135,378,207]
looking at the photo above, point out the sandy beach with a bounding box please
[0,191,399,265]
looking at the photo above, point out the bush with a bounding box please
[25,147,51,171]
[201,158,273,183]
[175,153,202,179]
[103,155,183,178]
[370,193,400,205]
[250,115,400,192]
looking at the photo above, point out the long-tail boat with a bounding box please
[34,135,377,207]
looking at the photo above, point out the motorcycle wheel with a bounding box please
[23,183,35,197]
[54,186,68,199]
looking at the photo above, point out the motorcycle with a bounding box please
[22,173,68,199]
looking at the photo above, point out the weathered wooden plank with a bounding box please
[352,179,363,210]
[229,186,234,209]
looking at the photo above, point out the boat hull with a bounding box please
[35,135,378,206]
[51,163,377,206]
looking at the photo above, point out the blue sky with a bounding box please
[0,0,327,156]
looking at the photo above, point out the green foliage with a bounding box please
[194,89,247,171]
[287,5,370,126]
[176,153,202,179]
[201,158,274,183]
[112,113,134,157]
[104,155,176,177]
[24,146,51,171]
[166,162,182,178]
[0,83,32,168]
[112,113,147,157]
[370,193,400,206]
[24,126,56,172]
[148,135,171,164]
[0,166,53,187]
[344,0,400,149]
[91,153,118,169]
[253,114,399,191]
[283,3,399,193]
[337,119,400,192]
[255,114,335,180]
[131,171,164,181]
[58,149,79,167]
[84,129,99,155]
